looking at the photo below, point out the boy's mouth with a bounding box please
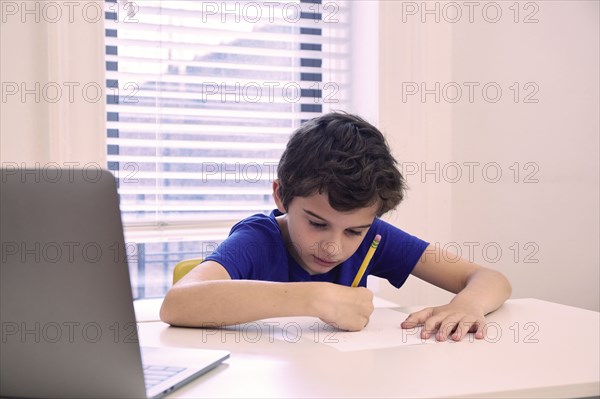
[313,256,339,267]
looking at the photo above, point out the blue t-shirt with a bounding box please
[205,210,429,288]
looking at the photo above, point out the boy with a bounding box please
[160,112,511,341]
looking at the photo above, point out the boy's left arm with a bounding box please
[401,244,512,341]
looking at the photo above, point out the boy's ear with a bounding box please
[272,180,287,213]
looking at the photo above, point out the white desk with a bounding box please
[136,298,599,398]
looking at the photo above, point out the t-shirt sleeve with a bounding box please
[368,219,430,288]
[203,215,287,281]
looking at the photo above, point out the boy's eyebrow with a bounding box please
[303,209,372,229]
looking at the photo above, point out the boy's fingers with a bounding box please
[401,307,434,328]
[401,308,487,341]
[451,318,486,341]
[472,318,486,339]
[421,313,447,339]
[451,318,473,341]
[436,315,463,341]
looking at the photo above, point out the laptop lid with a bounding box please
[0,168,228,398]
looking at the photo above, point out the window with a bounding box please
[104,0,351,298]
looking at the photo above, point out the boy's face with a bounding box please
[273,184,379,275]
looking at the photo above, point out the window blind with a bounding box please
[105,0,350,227]
[104,0,351,297]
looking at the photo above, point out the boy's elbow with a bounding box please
[504,274,513,299]
[494,269,512,300]
[159,289,182,326]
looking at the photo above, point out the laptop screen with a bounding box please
[1,168,148,398]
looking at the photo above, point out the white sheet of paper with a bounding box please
[270,308,432,352]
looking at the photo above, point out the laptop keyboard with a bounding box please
[143,365,187,389]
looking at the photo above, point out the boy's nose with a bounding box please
[320,239,341,258]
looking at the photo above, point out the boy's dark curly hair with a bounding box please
[276,112,406,217]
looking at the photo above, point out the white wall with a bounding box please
[0,0,105,166]
[2,1,598,311]
[378,1,599,311]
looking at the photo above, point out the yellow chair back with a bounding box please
[172,258,203,284]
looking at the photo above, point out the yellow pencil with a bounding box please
[351,234,381,287]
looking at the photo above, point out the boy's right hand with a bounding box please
[314,283,374,331]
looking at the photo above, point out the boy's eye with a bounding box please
[346,230,363,237]
[309,220,326,229]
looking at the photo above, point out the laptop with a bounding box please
[0,167,230,398]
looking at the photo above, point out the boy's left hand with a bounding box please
[400,303,486,341]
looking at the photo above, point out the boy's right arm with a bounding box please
[159,261,374,331]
